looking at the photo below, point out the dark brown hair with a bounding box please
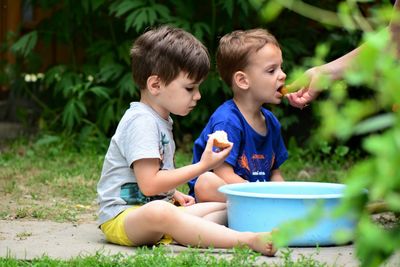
[130,25,210,89]
[216,28,279,87]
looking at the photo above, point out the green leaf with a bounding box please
[260,1,284,22]
[117,73,137,96]
[82,0,104,13]
[315,43,330,59]
[90,0,105,11]
[109,0,145,17]
[11,31,38,57]
[386,193,400,211]
[219,0,234,17]
[55,72,82,97]
[330,81,348,103]
[98,101,116,132]
[146,8,157,25]
[86,40,113,58]
[89,86,110,99]
[193,23,211,42]
[34,135,62,147]
[76,100,87,115]
[337,2,356,30]
[353,113,395,135]
[335,145,349,157]
[364,27,390,51]
[153,4,170,20]
[237,0,250,15]
[125,9,146,32]
[98,64,124,82]
[44,65,66,87]
[319,141,331,154]
[62,100,80,130]
[116,42,131,65]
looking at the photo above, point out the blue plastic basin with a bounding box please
[218,182,356,246]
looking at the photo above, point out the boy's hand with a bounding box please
[199,135,233,171]
[173,190,195,206]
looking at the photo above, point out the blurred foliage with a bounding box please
[329,27,400,267]
[259,1,399,266]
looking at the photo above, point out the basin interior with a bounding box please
[219,182,346,199]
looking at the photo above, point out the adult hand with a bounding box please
[286,67,322,109]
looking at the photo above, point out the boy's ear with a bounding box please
[147,75,161,95]
[233,71,249,90]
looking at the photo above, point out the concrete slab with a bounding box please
[0,220,398,266]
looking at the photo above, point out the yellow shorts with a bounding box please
[100,206,174,246]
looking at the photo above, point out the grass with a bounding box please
[0,135,103,222]
[280,151,355,184]
[0,246,329,267]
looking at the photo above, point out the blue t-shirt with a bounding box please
[188,100,288,197]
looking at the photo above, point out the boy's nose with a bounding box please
[280,70,287,80]
[194,89,201,100]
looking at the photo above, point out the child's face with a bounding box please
[158,72,202,117]
[244,43,286,105]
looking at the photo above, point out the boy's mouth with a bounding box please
[277,85,288,96]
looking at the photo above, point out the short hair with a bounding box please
[130,25,210,89]
[216,28,280,87]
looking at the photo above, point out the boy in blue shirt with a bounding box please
[189,28,288,202]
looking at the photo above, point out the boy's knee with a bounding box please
[142,200,178,224]
[195,174,212,194]
[195,173,224,202]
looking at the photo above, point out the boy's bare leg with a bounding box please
[184,202,227,225]
[195,172,227,202]
[124,200,277,256]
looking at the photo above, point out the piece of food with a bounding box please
[210,130,231,149]
[278,86,288,96]
[392,103,399,112]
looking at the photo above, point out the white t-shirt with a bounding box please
[97,102,175,225]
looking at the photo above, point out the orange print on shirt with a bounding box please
[252,154,265,159]
[238,154,250,172]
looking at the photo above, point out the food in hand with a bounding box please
[210,130,231,149]
[278,86,288,96]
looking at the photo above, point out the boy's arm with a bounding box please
[214,163,248,184]
[134,137,233,196]
[270,169,285,182]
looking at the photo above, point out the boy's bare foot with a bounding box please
[249,231,278,257]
